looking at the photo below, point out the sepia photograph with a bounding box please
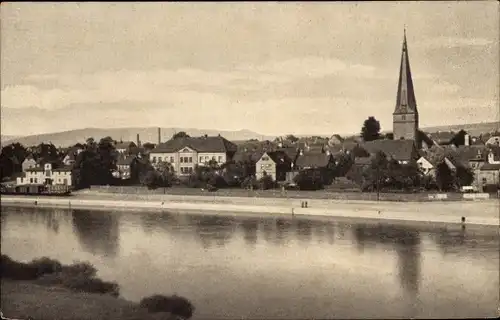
[0,2,499,320]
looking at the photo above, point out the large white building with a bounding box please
[17,162,73,186]
[149,135,237,176]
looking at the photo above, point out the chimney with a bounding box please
[158,128,161,145]
[136,133,141,147]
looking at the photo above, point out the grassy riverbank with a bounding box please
[1,280,172,320]
[0,255,193,320]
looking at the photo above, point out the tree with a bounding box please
[142,142,156,150]
[450,130,468,147]
[0,142,27,179]
[293,169,324,190]
[455,166,474,188]
[362,151,389,192]
[172,131,190,139]
[72,137,118,189]
[285,134,299,143]
[33,142,59,165]
[257,173,275,190]
[435,162,455,191]
[361,116,381,142]
[156,161,176,187]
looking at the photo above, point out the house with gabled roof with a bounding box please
[21,154,37,172]
[149,135,237,176]
[115,141,137,154]
[17,162,72,187]
[477,146,500,189]
[255,151,292,182]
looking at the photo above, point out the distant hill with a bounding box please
[420,121,499,136]
[1,127,276,148]
[2,121,498,148]
[1,135,23,144]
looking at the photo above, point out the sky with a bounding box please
[1,2,499,137]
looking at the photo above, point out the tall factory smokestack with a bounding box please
[136,133,141,147]
[158,128,161,145]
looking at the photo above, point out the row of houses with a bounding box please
[12,129,500,191]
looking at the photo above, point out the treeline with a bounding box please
[346,151,474,192]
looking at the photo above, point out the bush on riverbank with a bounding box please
[140,294,195,319]
[1,255,120,297]
[1,255,195,319]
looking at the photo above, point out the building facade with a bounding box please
[17,163,72,186]
[149,135,237,176]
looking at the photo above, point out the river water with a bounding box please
[1,206,498,319]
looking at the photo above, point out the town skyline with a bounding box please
[1,2,499,137]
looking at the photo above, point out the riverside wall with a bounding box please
[86,185,497,202]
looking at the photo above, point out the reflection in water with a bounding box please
[275,218,293,245]
[353,224,421,297]
[72,209,120,257]
[324,221,336,244]
[193,215,237,249]
[295,219,312,243]
[239,218,259,247]
[141,211,179,234]
[433,227,500,257]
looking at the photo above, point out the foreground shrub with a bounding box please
[1,255,119,296]
[140,294,195,319]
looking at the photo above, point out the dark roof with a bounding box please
[117,156,136,166]
[455,145,488,162]
[354,157,372,166]
[26,167,45,172]
[232,150,263,163]
[427,131,456,145]
[295,152,333,168]
[260,151,292,164]
[480,163,500,171]
[278,147,299,162]
[53,165,73,172]
[115,141,136,149]
[361,140,416,162]
[152,136,237,154]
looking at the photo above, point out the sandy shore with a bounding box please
[2,194,499,227]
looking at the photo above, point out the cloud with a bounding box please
[416,37,495,49]
[3,57,392,110]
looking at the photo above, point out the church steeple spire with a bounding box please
[394,28,417,114]
[392,29,420,143]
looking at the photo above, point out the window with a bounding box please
[34,178,38,183]
[180,157,184,163]
[402,115,406,120]
[199,157,203,163]
[158,157,162,162]
[30,178,33,183]
[189,157,192,163]
[262,156,269,161]
[218,156,222,163]
[152,157,157,163]
[212,156,216,160]
[170,157,174,163]
[188,167,193,174]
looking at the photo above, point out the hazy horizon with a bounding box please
[1,2,499,137]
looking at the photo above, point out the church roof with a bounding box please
[394,30,418,115]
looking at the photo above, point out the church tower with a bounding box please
[393,29,419,143]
